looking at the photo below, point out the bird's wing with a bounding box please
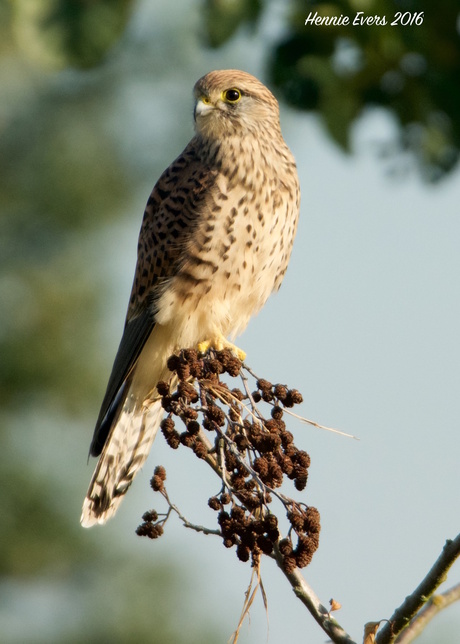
[89,139,217,456]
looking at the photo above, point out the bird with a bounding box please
[81,69,300,527]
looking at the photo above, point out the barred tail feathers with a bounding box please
[80,400,164,527]
[81,325,179,528]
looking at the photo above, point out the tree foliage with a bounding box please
[10,0,134,68]
[204,0,460,182]
[6,1,460,180]
[0,3,220,642]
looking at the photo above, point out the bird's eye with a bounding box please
[223,88,241,104]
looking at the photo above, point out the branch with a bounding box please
[161,487,222,537]
[395,582,460,644]
[271,542,358,644]
[138,349,359,642]
[138,350,460,644]
[376,533,460,643]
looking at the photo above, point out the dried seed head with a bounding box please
[157,381,170,396]
[217,510,230,525]
[166,355,181,372]
[280,430,294,448]
[230,505,246,522]
[193,441,208,459]
[268,461,284,488]
[186,420,200,435]
[150,475,164,492]
[178,381,199,403]
[183,348,198,363]
[264,419,279,433]
[287,509,305,532]
[234,433,249,451]
[142,510,159,522]
[177,362,191,381]
[154,466,166,481]
[189,359,204,379]
[182,406,198,420]
[271,405,284,420]
[294,534,318,568]
[180,432,195,448]
[257,535,274,555]
[144,351,317,569]
[253,456,269,478]
[294,475,308,491]
[276,453,293,476]
[206,358,224,374]
[225,452,238,471]
[236,544,250,562]
[283,554,297,574]
[257,378,272,392]
[295,546,313,568]
[229,406,240,422]
[283,389,304,408]
[208,496,221,511]
[165,431,181,449]
[136,523,164,539]
[304,507,321,533]
[264,514,278,530]
[278,538,293,556]
[202,417,216,432]
[274,384,288,401]
[295,450,311,468]
[217,349,242,376]
[289,389,303,404]
[205,404,226,426]
[231,473,246,490]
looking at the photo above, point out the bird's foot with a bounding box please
[197,335,246,361]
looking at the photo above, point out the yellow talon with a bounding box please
[231,345,246,361]
[197,336,246,361]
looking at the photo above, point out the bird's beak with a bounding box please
[194,96,215,120]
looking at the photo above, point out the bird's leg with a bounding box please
[197,334,246,361]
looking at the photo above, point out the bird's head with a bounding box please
[193,70,281,140]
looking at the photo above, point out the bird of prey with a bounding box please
[81,69,300,527]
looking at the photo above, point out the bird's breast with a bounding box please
[154,152,299,346]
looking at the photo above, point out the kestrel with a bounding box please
[81,70,300,527]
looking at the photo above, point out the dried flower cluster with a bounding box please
[136,348,320,573]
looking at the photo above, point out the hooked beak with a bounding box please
[194,96,215,120]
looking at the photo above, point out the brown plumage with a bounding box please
[81,70,300,527]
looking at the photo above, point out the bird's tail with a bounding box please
[80,397,165,528]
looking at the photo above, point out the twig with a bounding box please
[239,367,265,417]
[395,582,460,644]
[281,407,359,440]
[376,533,460,643]
[243,362,358,440]
[209,418,358,643]
[229,565,264,644]
[271,542,357,644]
[206,379,263,426]
[161,488,221,536]
[141,351,460,644]
[212,419,292,507]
